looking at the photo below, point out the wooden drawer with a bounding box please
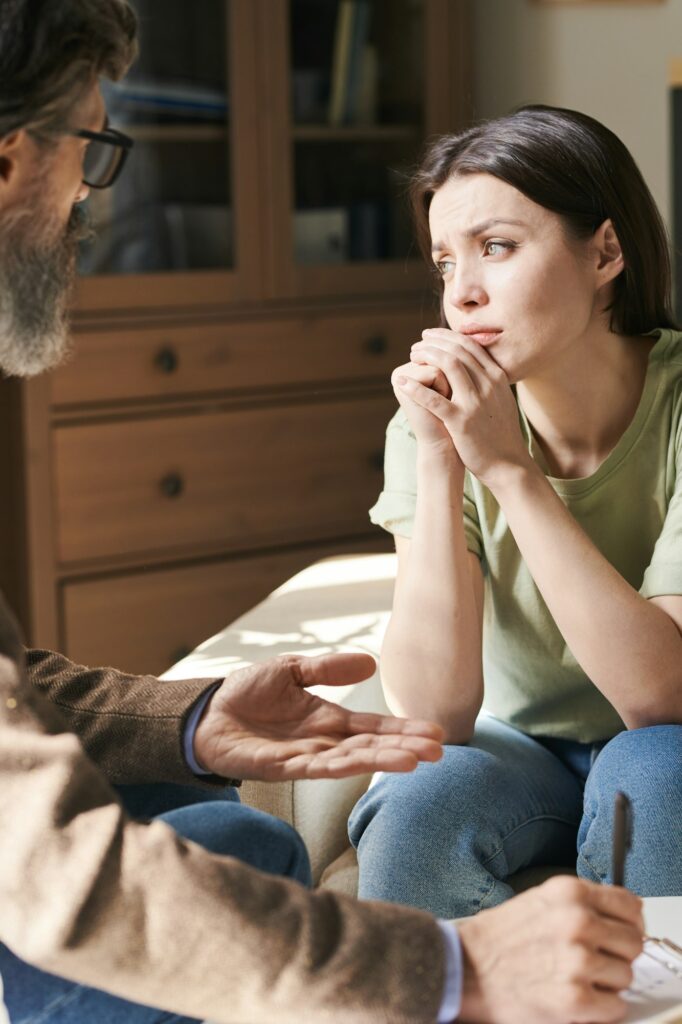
[61,538,387,676]
[54,394,395,565]
[51,311,425,406]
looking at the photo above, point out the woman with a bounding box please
[348,105,682,919]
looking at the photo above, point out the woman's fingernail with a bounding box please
[396,375,409,386]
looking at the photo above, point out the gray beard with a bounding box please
[0,203,91,378]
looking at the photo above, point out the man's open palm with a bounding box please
[193,653,444,781]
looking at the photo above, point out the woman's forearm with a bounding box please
[381,452,484,742]
[492,462,682,728]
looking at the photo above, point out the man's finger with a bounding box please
[330,732,444,759]
[278,732,444,761]
[570,987,628,1024]
[582,950,634,991]
[293,653,377,687]
[301,748,424,779]
[342,710,445,741]
[585,881,645,930]
[588,915,644,963]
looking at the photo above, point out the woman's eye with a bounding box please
[435,259,455,277]
[483,239,513,256]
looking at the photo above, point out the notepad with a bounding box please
[622,898,682,1023]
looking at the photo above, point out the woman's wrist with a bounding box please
[417,457,466,509]
[484,456,543,504]
[416,440,464,476]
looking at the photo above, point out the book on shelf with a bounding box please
[328,0,373,126]
[294,208,349,264]
[104,78,229,123]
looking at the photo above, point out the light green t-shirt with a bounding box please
[369,328,682,743]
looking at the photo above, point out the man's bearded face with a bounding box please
[0,168,90,378]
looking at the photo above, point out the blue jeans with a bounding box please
[1,782,311,1023]
[349,715,682,919]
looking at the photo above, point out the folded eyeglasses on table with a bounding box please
[644,936,682,980]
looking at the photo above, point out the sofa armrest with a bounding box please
[163,553,396,883]
[242,670,388,883]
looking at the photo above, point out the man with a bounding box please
[0,1,645,1022]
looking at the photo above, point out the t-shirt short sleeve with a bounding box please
[369,407,484,559]
[369,408,418,537]
[462,472,484,561]
[640,396,682,597]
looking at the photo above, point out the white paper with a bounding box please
[621,898,682,1023]
[622,944,682,1022]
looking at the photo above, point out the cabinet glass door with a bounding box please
[259,0,464,299]
[79,0,231,276]
[75,0,260,311]
[289,0,424,270]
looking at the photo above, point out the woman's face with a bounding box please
[428,173,605,384]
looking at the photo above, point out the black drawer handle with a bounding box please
[155,346,179,374]
[369,450,384,472]
[160,472,184,499]
[364,335,387,356]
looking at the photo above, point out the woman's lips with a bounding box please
[462,330,502,346]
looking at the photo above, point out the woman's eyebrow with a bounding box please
[431,218,528,252]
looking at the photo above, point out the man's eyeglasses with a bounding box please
[73,126,134,189]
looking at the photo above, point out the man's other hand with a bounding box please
[456,876,644,1024]
[193,653,445,781]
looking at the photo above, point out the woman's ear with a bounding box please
[592,218,625,285]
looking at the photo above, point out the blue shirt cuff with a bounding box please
[436,920,463,1022]
[183,684,221,775]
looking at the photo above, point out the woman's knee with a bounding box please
[349,744,510,851]
[586,725,682,805]
[579,725,682,892]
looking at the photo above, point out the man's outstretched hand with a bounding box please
[193,653,444,781]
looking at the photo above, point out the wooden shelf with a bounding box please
[292,124,420,142]
[126,124,227,143]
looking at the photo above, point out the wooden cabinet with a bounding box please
[0,0,470,674]
[54,393,396,564]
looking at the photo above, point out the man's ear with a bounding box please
[0,128,30,194]
[592,218,625,286]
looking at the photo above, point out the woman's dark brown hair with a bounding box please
[0,0,137,140]
[411,105,678,335]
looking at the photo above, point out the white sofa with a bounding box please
[163,552,559,897]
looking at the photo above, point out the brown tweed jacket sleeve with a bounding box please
[26,647,231,786]
[0,596,446,1023]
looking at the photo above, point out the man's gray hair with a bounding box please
[0,0,137,140]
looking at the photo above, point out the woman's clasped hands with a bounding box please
[393,327,531,489]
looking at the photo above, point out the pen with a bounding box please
[612,790,631,887]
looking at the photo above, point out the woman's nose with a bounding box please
[448,266,488,309]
